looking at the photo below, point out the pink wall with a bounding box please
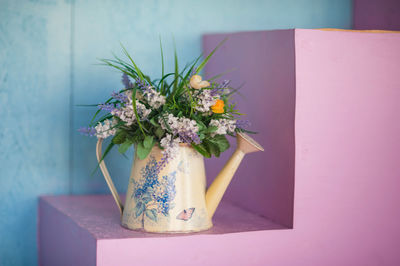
[354,0,400,30]
[294,29,400,265]
[203,30,296,228]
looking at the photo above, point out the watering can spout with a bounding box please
[205,133,264,218]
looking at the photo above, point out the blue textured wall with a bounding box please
[0,1,71,265]
[0,0,352,265]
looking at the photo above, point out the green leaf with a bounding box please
[154,127,165,139]
[149,117,159,127]
[204,140,220,157]
[191,143,211,158]
[197,120,206,131]
[143,135,154,149]
[118,140,132,154]
[112,131,127,144]
[210,135,230,152]
[136,141,153,160]
[146,209,157,221]
[205,126,218,134]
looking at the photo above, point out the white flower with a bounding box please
[142,86,166,109]
[193,89,217,113]
[111,100,151,126]
[95,119,116,139]
[209,119,236,137]
[158,113,200,143]
[160,134,180,160]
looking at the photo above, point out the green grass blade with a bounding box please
[159,37,165,93]
[208,68,236,81]
[120,43,145,82]
[196,37,228,74]
[173,38,179,94]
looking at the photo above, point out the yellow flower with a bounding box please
[211,99,225,113]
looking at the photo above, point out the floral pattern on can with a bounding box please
[132,156,177,223]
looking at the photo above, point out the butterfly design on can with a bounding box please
[176,208,195,221]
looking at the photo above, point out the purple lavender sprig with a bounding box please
[190,67,197,77]
[122,73,134,89]
[78,127,96,137]
[98,103,118,112]
[178,132,201,145]
[218,80,230,89]
[235,120,251,129]
[135,78,148,90]
[111,91,128,103]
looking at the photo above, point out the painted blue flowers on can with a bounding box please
[132,156,177,223]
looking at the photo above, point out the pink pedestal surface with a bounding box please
[38,195,284,266]
[39,29,400,266]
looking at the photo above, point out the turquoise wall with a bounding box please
[0,0,352,265]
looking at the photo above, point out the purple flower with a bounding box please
[135,78,148,90]
[190,67,197,77]
[98,103,118,112]
[78,127,96,137]
[111,91,128,103]
[235,120,251,129]
[218,80,230,89]
[178,131,200,144]
[210,88,220,96]
[122,73,134,89]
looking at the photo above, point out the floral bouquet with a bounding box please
[79,41,252,169]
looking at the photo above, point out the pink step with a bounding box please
[203,29,400,265]
[38,195,284,266]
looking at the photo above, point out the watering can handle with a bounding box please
[96,138,124,215]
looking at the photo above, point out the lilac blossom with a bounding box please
[192,89,217,113]
[159,114,200,144]
[142,86,166,109]
[209,119,237,136]
[95,119,117,139]
[111,100,151,126]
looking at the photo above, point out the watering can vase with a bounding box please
[96,132,264,233]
